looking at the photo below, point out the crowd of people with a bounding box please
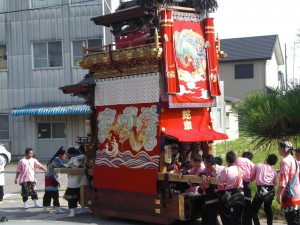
[166,141,300,225]
[14,145,91,218]
[2,140,300,224]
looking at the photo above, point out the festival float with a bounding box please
[58,0,228,224]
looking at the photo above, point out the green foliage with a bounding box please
[215,137,254,156]
[233,88,300,148]
[215,87,300,220]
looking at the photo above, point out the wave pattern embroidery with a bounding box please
[96,104,159,169]
[95,149,159,169]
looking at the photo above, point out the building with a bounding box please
[212,35,285,141]
[0,0,114,159]
[219,35,284,99]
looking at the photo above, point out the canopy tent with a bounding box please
[11,103,90,116]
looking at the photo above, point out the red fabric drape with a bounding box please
[160,9,180,94]
[204,18,221,96]
[93,103,159,194]
[160,105,228,142]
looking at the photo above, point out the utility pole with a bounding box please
[293,42,295,84]
[285,43,288,90]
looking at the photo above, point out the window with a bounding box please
[33,41,63,68]
[72,39,102,66]
[52,122,66,138]
[38,122,66,139]
[0,45,7,70]
[31,0,61,8]
[235,64,254,79]
[0,115,9,140]
[38,123,51,139]
[0,0,5,12]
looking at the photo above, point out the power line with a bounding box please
[0,0,101,15]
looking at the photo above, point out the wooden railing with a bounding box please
[81,28,161,58]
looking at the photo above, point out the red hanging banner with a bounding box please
[160,9,180,94]
[165,11,215,108]
[204,18,221,96]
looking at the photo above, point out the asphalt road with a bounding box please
[0,164,286,225]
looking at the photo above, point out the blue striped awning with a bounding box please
[11,104,91,116]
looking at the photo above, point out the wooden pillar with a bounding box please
[84,144,96,168]
[159,151,167,172]
[155,28,159,49]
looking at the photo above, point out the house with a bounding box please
[0,0,114,159]
[211,35,284,141]
[219,35,284,99]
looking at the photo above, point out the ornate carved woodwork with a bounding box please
[59,73,95,108]
[79,42,162,79]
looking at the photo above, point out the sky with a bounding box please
[211,0,300,83]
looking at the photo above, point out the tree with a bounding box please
[233,87,300,147]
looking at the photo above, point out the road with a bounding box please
[0,164,286,225]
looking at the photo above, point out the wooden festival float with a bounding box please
[58,0,228,224]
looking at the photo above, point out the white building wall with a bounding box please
[211,81,226,141]
[225,103,239,141]
[219,60,267,99]
[211,81,239,143]
[265,52,280,89]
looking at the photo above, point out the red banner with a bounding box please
[205,18,221,96]
[168,14,215,108]
[160,9,180,94]
[94,103,159,194]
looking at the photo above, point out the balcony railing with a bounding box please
[79,30,162,79]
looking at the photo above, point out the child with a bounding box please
[214,156,223,166]
[235,151,255,225]
[277,141,300,225]
[174,161,192,193]
[42,147,67,213]
[14,148,46,209]
[0,157,8,222]
[213,156,226,222]
[63,147,89,217]
[199,154,219,225]
[251,154,278,225]
[185,153,205,196]
[217,151,244,225]
[0,156,5,203]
